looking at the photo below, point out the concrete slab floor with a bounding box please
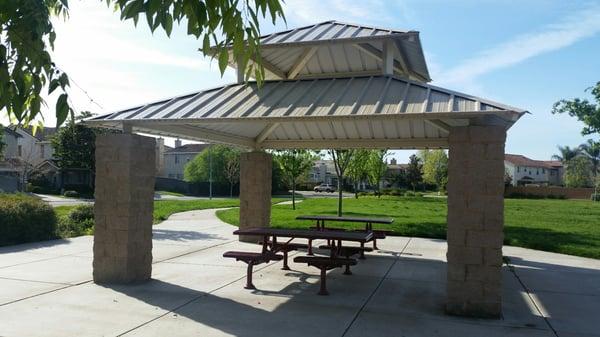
[0,208,598,337]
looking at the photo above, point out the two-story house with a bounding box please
[504,154,564,186]
[163,140,210,180]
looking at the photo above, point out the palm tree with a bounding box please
[552,145,581,164]
[579,140,600,176]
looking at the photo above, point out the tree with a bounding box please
[552,145,581,164]
[0,125,5,160]
[51,123,98,171]
[329,149,354,216]
[346,149,371,198]
[366,149,388,197]
[564,156,593,188]
[1,0,285,126]
[223,151,240,198]
[184,145,239,185]
[552,82,600,137]
[580,139,600,176]
[420,150,448,192]
[274,150,316,210]
[405,154,423,192]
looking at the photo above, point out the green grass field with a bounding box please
[216,196,600,259]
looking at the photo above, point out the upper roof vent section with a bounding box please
[218,20,431,83]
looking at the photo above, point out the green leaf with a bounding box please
[56,93,69,127]
[163,14,173,36]
[218,50,229,74]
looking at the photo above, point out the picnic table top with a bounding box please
[295,215,394,224]
[233,228,373,242]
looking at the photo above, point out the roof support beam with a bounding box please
[131,123,257,149]
[354,42,429,82]
[260,138,448,150]
[236,56,245,84]
[248,56,286,79]
[287,47,317,79]
[424,119,451,133]
[382,40,394,75]
[255,123,280,144]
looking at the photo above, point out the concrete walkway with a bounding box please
[0,209,599,337]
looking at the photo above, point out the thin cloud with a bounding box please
[435,3,600,87]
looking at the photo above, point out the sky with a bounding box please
[11,0,600,163]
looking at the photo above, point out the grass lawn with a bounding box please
[54,198,291,226]
[155,190,185,197]
[216,196,600,259]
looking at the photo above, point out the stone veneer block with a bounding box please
[93,134,156,284]
[446,125,506,318]
[239,151,272,243]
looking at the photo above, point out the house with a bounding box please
[384,158,409,188]
[504,154,564,186]
[308,160,337,185]
[163,140,210,180]
[0,128,23,192]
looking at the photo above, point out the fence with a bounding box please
[155,177,239,197]
[505,186,595,200]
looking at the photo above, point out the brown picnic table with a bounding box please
[296,215,394,253]
[229,228,373,294]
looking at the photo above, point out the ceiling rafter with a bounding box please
[287,47,318,79]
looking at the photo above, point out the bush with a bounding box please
[63,184,93,197]
[56,204,95,238]
[0,193,57,246]
[402,191,424,197]
[63,190,79,198]
[592,193,600,202]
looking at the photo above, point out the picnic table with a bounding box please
[229,228,373,294]
[233,227,373,256]
[296,215,394,253]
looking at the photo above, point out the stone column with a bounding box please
[93,134,156,284]
[239,151,272,243]
[446,125,506,318]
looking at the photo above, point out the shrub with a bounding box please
[402,191,424,197]
[0,193,57,246]
[592,193,600,202]
[56,204,95,238]
[63,190,79,198]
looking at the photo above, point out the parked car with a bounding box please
[314,183,336,193]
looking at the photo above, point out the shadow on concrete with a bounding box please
[152,229,226,242]
[0,238,73,254]
[100,251,587,336]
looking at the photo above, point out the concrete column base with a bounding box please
[93,134,156,284]
[446,126,506,318]
[239,151,272,243]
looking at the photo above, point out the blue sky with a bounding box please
[23,0,600,162]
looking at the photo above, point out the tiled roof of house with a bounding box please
[165,144,210,154]
[505,154,560,169]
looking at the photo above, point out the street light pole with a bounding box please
[209,144,213,200]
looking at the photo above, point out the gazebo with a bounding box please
[85,21,526,318]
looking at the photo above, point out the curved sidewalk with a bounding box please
[0,208,598,337]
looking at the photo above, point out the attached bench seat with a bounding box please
[266,241,309,270]
[308,226,388,250]
[223,251,282,289]
[318,244,373,263]
[293,256,357,295]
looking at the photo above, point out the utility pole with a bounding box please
[209,144,213,200]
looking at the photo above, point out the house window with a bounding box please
[543,168,545,174]
[40,144,45,158]
[517,167,520,172]
[175,156,179,164]
[18,145,22,157]
[536,169,539,175]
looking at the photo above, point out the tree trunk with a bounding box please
[354,181,358,199]
[230,182,233,198]
[337,178,343,216]
[292,177,296,210]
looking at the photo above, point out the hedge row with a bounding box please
[0,194,57,246]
